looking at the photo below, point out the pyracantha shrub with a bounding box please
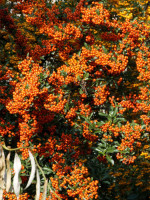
[0,0,150,199]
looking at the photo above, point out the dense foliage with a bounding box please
[0,0,150,199]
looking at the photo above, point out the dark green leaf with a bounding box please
[96,9,100,15]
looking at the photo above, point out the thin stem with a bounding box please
[2,143,62,200]
[34,155,62,200]
[2,143,29,151]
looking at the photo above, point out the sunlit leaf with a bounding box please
[42,179,48,200]
[0,145,5,199]
[13,153,21,198]
[35,169,40,200]
[25,150,36,189]
[6,152,11,192]
[106,154,114,165]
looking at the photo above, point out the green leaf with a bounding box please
[98,112,108,117]
[113,107,118,116]
[106,154,114,165]
[127,193,139,200]
[27,52,30,57]
[94,130,103,134]
[95,148,104,155]
[81,116,93,127]
[77,49,82,56]
[102,45,108,53]
[60,70,67,76]
[40,56,45,60]
[25,84,29,89]
[101,139,107,146]
[97,121,105,126]
[77,75,82,81]
[0,104,4,111]
[43,167,53,174]
[107,147,118,154]
[79,89,83,94]
[103,181,110,185]
[84,42,91,50]
[54,25,59,31]
[96,9,100,15]
[83,72,89,80]
[45,83,51,89]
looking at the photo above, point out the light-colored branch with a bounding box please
[34,155,62,200]
[2,143,29,151]
[2,143,62,200]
